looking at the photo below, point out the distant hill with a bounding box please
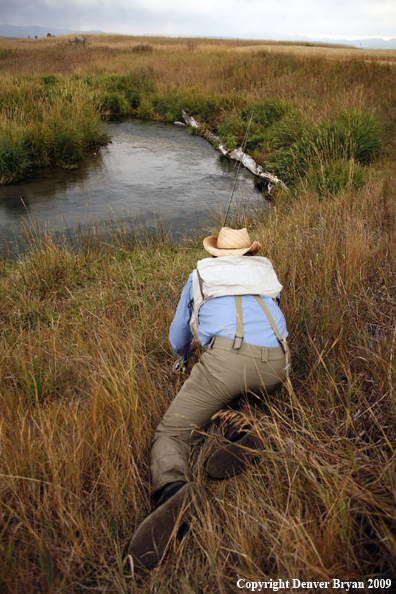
[292,35,396,50]
[0,24,105,38]
[1,24,395,50]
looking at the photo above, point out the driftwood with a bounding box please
[181,110,288,193]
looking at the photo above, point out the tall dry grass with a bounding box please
[0,170,395,592]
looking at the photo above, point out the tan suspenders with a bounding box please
[233,295,289,371]
[253,295,288,355]
[234,295,244,350]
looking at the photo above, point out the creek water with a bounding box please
[0,118,265,252]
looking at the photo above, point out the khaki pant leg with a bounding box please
[150,344,286,493]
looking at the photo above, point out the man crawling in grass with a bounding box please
[128,227,290,568]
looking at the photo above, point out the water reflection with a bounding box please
[0,118,266,250]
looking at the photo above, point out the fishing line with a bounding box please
[222,110,254,228]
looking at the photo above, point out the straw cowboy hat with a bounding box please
[203,227,261,257]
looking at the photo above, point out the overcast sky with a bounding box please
[1,0,395,39]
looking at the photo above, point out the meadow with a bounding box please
[1,34,395,188]
[0,35,395,593]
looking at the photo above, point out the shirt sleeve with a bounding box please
[169,273,194,360]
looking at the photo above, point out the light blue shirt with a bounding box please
[169,272,288,361]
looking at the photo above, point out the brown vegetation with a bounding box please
[1,34,395,77]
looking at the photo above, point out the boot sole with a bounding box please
[206,433,263,479]
[127,482,205,569]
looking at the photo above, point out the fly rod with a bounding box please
[222,110,254,228]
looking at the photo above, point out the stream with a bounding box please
[0,118,266,252]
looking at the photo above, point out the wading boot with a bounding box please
[127,481,205,569]
[206,429,263,479]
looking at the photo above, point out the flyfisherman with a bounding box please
[128,227,290,568]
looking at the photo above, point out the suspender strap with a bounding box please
[232,295,288,365]
[254,295,288,355]
[233,295,243,350]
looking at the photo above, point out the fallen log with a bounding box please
[181,110,288,193]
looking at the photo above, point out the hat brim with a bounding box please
[203,235,261,257]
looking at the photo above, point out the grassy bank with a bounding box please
[0,75,109,184]
[0,35,396,593]
[0,35,395,189]
[0,173,395,592]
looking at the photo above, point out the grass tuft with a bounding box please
[132,44,153,53]
[267,110,382,194]
[0,77,109,183]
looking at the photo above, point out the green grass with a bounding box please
[0,76,109,183]
[274,110,381,168]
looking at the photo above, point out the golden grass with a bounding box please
[2,34,395,56]
[232,43,396,63]
[1,34,395,79]
[0,169,395,591]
